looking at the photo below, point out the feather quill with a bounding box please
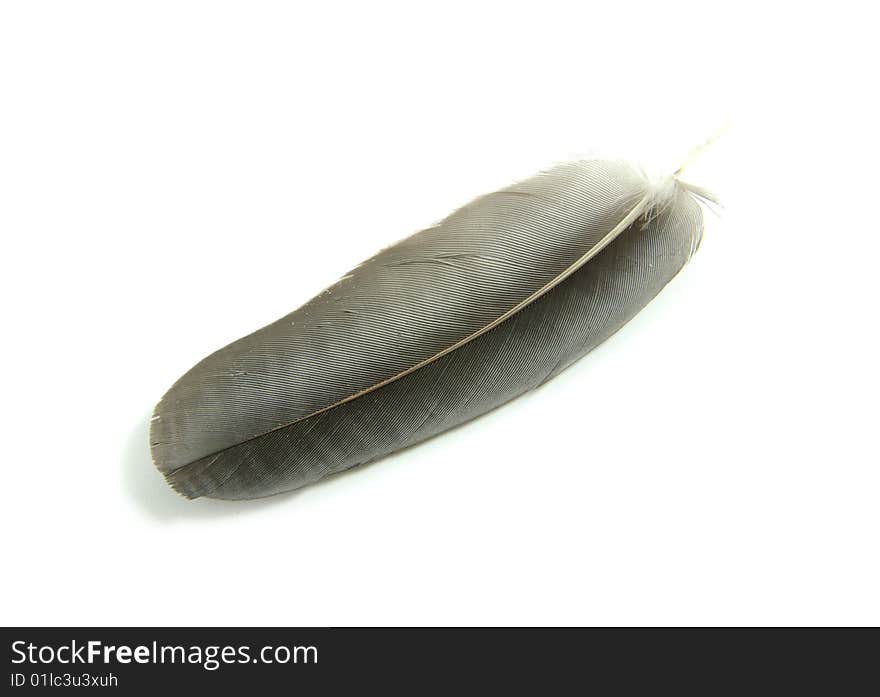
[151,159,705,500]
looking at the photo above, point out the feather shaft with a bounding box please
[151,160,704,499]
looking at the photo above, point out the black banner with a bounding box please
[3,628,878,692]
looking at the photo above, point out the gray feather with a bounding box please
[150,160,704,500]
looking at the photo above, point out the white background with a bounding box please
[1,1,877,626]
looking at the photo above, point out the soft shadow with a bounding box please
[122,413,297,520]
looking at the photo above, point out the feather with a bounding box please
[150,159,705,500]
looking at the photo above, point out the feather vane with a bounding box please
[151,160,705,499]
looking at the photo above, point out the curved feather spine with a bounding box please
[151,161,702,499]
